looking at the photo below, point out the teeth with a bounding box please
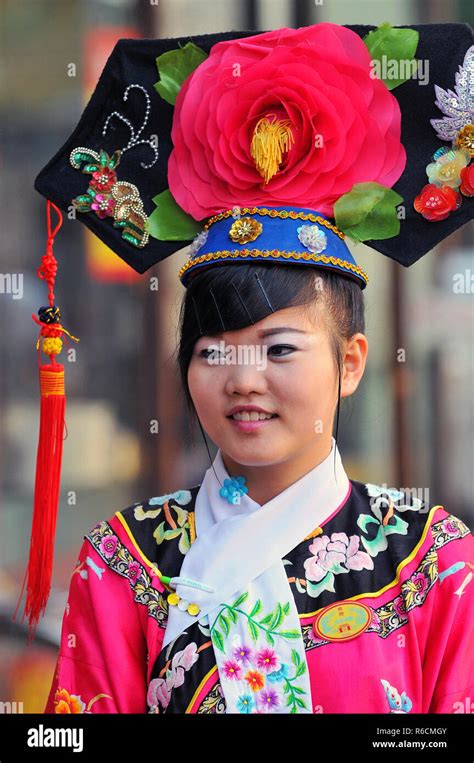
[231,411,274,421]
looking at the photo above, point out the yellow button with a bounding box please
[167,593,180,606]
[187,603,201,616]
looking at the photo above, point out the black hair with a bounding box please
[177,263,365,433]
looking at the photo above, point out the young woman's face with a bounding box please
[187,303,343,469]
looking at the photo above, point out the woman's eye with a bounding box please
[268,345,296,357]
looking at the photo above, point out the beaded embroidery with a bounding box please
[70,84,158,248]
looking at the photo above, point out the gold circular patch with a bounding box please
[313,601,372,642]
[228,216,263,244]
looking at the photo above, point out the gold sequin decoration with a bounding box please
[203,207,346,240]
[456,124,474,158]
[229,216,263,244]
[178,247,369,286]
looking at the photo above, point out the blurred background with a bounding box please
[0,0,472,713]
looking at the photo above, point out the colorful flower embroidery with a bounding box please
[380,679,413,713]
[147,642,200,712]
[54,687,112,714]
[86,521,168,628]
[209,590,309,713]
[302,531,374,598]
[133,491,194,554]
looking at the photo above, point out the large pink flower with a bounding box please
[168,23,406,220]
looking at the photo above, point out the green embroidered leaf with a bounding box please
[259,613,274,625]
[231,591,249,608]
[218,614,230,636]
[383,516,408,536]
[173,505,189,527]
[227,608,237,624]
[292,686,306,695]
[283,684,290,694]
[83,163,100,173]
[154,41,208,105]
[291,649,300,667]
[305,572,336,599]
[178,531,190,555]
[357,513,379,532]
[249,599,262,617]
[99,149,108,167]
[363,22,419,90]
[163,529,181,541]
[295,697,307,708]
[153,521,167,545]
[334,182,403,243]
[269,603,284,631]
[247,619,259,643]
[107,150,121,170]
[295,578,306,595]
[212,629,225,653]
[278,630,301,639]
[283,601,291,615]
[265,632,275,647]
[147,189,202,241]
[295,662,307,678]
[72,196,92,212]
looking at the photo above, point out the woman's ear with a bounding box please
[340,333,368,398]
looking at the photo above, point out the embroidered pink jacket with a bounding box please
[44,480,474,714]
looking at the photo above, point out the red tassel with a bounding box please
[14,201,79,642]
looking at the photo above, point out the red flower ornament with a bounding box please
[167,23,406,220]
[413,184,461,222]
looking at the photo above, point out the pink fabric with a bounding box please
[45,506,474,714]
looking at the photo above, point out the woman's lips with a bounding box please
[227,415,279,432]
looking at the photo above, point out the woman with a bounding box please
[26,21,473,713]
[44,259,473,714]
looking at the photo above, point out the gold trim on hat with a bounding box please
[178,247,369,285]
[203,206,346,240]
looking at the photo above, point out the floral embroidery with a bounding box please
[86,521,168,628]
[209,590,309,713]
[133,491,194,554]
[357,484,410,557]
[302,531,374,599]
[380,679,412,713]
[147,643,200,713]
[303,511,470,650]
[54,687,112,714]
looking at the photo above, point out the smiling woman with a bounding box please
[29,19,473,717]
[181,264,368,506]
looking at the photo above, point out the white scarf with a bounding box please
[162,437,350,713]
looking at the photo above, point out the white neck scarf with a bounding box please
[162,437,350,713]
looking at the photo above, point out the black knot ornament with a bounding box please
[38,305,61,324]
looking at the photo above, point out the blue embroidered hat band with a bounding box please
[179,206,369,290]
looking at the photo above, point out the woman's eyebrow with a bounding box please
[201,327,308,339]
[257,327,308,337]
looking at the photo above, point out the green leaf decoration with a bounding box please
[247,619,259,643]
[269,603,284,631]
[218,614,230,636]
[363,22,419,90]
[334,182,403,243]
[231,591,249,608]
[266,632,275,647]
[227,608,238,624]
[153,521,166,545]
[163,529,181,541]
[147,189,202,242]
[212,629,225,653]
[83,163,100,174]
[173,506,189,527]
[107,150,121,170]
[154,41,208,105]
[278,630,301,639]
[291,649,300,667]
[249,599,262,618]
[178,532,190,555]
